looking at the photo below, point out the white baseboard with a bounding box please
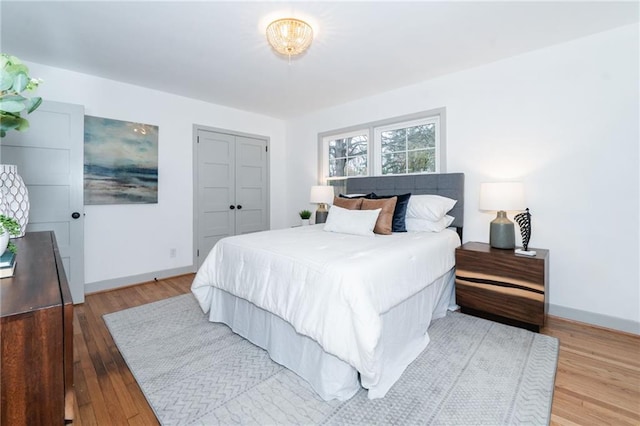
[84,266,195,296]
[548,303,640,335]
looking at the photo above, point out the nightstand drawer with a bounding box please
[455,278,544,325]
[455,242,549,330]
[456,249,546,287]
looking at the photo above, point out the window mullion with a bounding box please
[405,129,409,174]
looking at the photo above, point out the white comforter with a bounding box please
[191,225,460,392]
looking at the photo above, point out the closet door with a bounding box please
[195,129,268,269]
[196,130,236,268]
[235,136,268,235]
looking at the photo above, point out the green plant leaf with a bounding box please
[0,69,13,91]
[0,114,22,133]
[0,53,43,138]
[6,55,22,65]
[16,118,29,132]
[1,94,26,102]
[15,117,29,131]
[0,215,21,237]
[0,99,26,113]
[298,209,312,219]
[13,72,28,92]
[5,63,28,76]
[16,117,29,132]
[7,241,17,254]
[26,96,42,113]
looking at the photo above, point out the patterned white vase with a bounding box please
[0,165,30,237]
[0,188,6,216]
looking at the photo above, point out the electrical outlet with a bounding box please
[169,248,177,258]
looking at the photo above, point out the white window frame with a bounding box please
[321,128,371,183]
[373,115,441,175]
[318,108,446,184]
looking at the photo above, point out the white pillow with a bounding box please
[406,194,457,221]
[406,215,455,233]
[324,205,381,237]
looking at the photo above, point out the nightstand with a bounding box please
[455,241,549,331]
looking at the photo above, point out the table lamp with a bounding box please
[310,185,334,224]
[479,182,525,249]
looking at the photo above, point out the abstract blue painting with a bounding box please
[84,116,158,205]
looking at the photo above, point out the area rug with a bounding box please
[104,294,558,425]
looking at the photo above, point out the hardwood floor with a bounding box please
[70,274,639,425]
[71,276,190,425]
[544,317,640,425]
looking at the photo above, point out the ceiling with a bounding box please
[1,1,638,120]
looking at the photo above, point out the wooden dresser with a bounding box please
[1,231,74,424]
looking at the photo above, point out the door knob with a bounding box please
[71,212,81,219]
[229,205,235,210]
[236,205,243,210]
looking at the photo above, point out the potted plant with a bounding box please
[298,209,312,226]
[0,214,20,256]
[0,53,43,138]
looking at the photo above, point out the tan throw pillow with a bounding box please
[361,197,397,235]
[333,196,363,210]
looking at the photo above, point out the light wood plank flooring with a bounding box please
[71,274,639,425]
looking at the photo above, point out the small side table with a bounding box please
[455,241,549,331]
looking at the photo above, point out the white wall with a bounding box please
[25,62,287,290]
[286,24,639,333]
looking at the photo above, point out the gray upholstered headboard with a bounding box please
[345,173,465,236]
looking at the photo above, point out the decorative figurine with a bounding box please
[514,208,532,251]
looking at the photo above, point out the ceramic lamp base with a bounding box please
[315,209,328,224]
[489,211,515,249]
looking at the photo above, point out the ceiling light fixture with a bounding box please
[266,18,313,60]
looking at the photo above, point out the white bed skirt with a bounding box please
[207,268,457,401]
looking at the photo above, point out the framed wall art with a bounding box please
[84,116,158,205]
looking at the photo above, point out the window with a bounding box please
[374,116,440,175]
[327,133,369,178]
[319,109,445,187]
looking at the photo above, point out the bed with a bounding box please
[192,173,465,401]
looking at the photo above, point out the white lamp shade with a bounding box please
[479,182,525,211]
[310,185,334,204]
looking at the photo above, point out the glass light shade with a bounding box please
[479,182,525,212]
[266,18,313,56]
[309,185,334,205]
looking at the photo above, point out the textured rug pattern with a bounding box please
[104,294,558,425]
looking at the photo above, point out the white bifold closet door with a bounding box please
[195,129,269,269]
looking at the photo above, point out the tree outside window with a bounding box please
[381,123,435,175]
[328,134,368,177]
